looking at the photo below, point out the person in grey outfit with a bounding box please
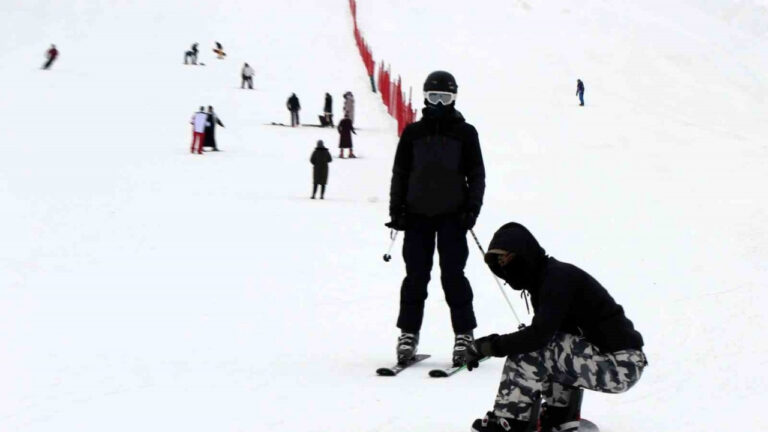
[342,91,355,125]
[466,222,647,432]
[310,140,332,199]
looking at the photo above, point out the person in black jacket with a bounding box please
[576,79,585,106]
[310,140,332,199]
[466,223,647,432]
[386,70,486,367]
[287,93,301,127]
[321,92,334,127]
[203,106,225,151]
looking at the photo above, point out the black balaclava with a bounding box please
[485,222,547,291]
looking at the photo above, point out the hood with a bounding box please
[486,222,547,291]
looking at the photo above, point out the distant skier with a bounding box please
[42,44,58,70]
[576,79,585,106]
[321,92,334,127]
[287,93,301,127]
[310,140,332,199]
[213,41,226,59]
[241,63,254,89]
[337,115,356,158]
[184,43,199,65]
[386,71,485,367]
[465,223,647,432]
[203,106,225,152]
[342,91,355,125]
[189,106,209,154]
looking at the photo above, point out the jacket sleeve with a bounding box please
[389,125,414,216]
[462,126,486,215]
[217,117,224,127]
[491,271,575,357]
[310,151,317,165]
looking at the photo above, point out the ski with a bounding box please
[428,356,491,378]
[376,354,431,376]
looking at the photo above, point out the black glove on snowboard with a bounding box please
[385,213,407,231]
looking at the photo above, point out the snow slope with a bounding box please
[0,0,766,431]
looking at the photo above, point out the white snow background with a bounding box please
[1,0,767,431]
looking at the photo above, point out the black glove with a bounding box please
[385,213,407,231]
[466,334,500,371]
[459,210,478,230]
[475,334,500,357]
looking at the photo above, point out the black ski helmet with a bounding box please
[423,71,457,94]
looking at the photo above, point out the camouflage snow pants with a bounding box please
[493,332,647,421]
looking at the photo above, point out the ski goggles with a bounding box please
[424,91,457,106]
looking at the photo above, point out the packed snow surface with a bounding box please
[1,0,767,431]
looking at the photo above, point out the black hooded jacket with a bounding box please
[486,223,644,356]
[389,105,485,217]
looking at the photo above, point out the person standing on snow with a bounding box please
[287,93,301,127]
[241,63,254,89]
[310,140,332,199]
[342,91,355,125]
[322,92,334,127]
[42,44,58,70]
[337,115,356,158]
[386,70,486,367]
[576,79,585,106]
[203,106,225,152]
[465,223,647,432]
[190,106,209,154]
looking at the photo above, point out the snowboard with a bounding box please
[376,354,431,376]
[577,419,599,432]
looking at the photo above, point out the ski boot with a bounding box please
[453,332,475,367]
[396,332,419,364]
[539,388,583,432]
[471,411,531,432]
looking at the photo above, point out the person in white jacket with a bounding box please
[241,63,254,89]
[190,107,209,154]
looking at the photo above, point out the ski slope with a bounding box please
[1,0,767,431]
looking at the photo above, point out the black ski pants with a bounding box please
[290,110,300,127]
[397,213,477,334]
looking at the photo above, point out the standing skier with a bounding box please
[189,106,209,154]
[241,63,254,89]
[337,115,356,158]
[576,79,585,106]
[342,91,355,125]
[322,92,334,127]
[42,44,58,70]
[386,71,486,367]
[466,223,647,432]
[203,106,225,152]
[287,93,301,127]
[310,140,332,199]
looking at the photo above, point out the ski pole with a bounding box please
[383,229,398,262]
[469,229,524,328]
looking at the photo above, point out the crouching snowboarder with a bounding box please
[42,44,58,70]
[184,43,199,65]
[465,222,647,432]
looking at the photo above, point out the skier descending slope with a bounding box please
[386,71,486,367]
[465,223,647,432]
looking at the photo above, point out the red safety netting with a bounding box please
[349,0,417,136]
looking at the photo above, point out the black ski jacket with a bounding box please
[389,106,485,217]
[324,94,332,113]
[287,95,300,112]
[486,223,644,356]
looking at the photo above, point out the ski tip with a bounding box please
[376,368,396,376]
[429,369,449,378]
